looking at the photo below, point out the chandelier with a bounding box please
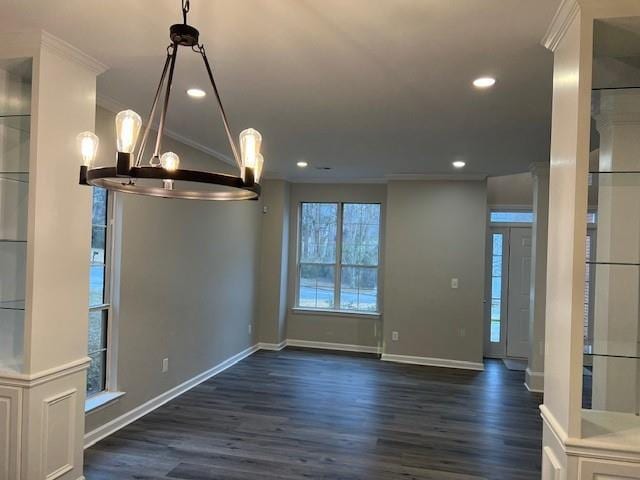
[77,0,263,200]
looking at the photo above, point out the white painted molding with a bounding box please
[286,339,380,354]
[84,344,259,448]
[525,368,544,393]
[256,341,287,351]
[381,353,484,371]
[542,446,562,480]
[96,93,236,167]
[540,404,569,445]
[386,173,487,182]
[289,177,388,185]
[542,0,580,52]
[40,31,108,75]
[0,357,90,388]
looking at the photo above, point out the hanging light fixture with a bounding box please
[78,0,263,200]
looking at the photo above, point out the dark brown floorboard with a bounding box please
[84,348,543,480]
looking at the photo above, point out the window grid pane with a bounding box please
[490,233,503,343]
[297,202,381,313]
[87,187,110,397]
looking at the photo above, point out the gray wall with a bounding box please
[487,172,533,207]
[286,183,387,347]
[257,179,290,345]
[382,180,488,363]
[85,107,261,432]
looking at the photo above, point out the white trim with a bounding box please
[386,173,487,182]
[381,353,484,371]
[540,404,569,445]
[542,0,580,52]
[83,344,259,448]
[286,339,379,354]
[291,307,381,319]
[525,368,544,393]
[84,391,125,414]
[40,31,108,75]
[95,93,236,167]
[256,341,287,351]
[0,357,90,388]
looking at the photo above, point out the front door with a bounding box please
[505,228,532,358]
[485,227,532,358]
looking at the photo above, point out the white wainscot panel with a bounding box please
[579,458,640,480]
[42,389,77,480]
[543,446,563,480]
[0,385,21,480]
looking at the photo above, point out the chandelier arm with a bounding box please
[197,45,242,170]
[136,48,173,166]
[153,42,179,160]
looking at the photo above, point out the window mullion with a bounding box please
[335,203,343,309]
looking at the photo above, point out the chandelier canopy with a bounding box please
[78,0,263,200]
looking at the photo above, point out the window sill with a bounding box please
[291,307,381,319]
[85,390,125,414]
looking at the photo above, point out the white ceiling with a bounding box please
[0,0,561,180]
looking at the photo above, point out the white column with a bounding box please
[591,89,640,414]
[526,163,549,393]
[0,31,105,480]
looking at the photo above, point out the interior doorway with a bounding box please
[485,220,533,359]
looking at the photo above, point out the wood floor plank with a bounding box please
[85,348,543,480]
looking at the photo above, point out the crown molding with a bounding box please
[96,93,236,167]
[542,0,580,52]
[40,30,108,75]
[288,177,387,184]
[529,161,550,177]
[386,173,487,182]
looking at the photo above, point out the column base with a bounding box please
[525,368,544,392]
[0,358,89,480]
[541,404,640,479]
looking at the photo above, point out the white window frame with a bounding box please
[86,190,124,412]
[295,202,382,315]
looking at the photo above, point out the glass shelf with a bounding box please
[0,114,30,133]
[0,172,28,183]
[0,300,25,311]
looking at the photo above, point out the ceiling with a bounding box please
[0,0,561,181]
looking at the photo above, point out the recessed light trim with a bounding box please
[187,88,206,98]
[297,161,308,168]
[473,77,496,88]
[452,160,466,169]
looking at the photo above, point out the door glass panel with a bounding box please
[490,233,504,343]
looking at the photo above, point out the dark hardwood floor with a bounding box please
[84,348,544,480]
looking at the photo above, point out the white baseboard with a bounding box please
[84,343,260,448]
[286,339,380,354]
[525,367,544,393]
[381,353,484,371]
[256,340,287,351]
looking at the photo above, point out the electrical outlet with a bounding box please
[262,205,268,214]
[162,358,169,373]
[248,324,252,335]
[392,331,399,341]
[451,278,459,289]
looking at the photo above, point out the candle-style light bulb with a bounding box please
[115,110,142,154]
[77,131,99,167]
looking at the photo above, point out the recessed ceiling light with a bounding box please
[187,88,206,98]
[452,160,466,169]
[473,77,496,88]
[297,161,308,168]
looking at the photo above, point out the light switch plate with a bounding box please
[451,278,459,289]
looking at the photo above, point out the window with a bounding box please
[87,187,111,397]
[490,233,504,343]
[297,202,381,313]
[490,211,534,223]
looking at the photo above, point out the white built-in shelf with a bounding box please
[577,410,640,455]
[0,113,30,133]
